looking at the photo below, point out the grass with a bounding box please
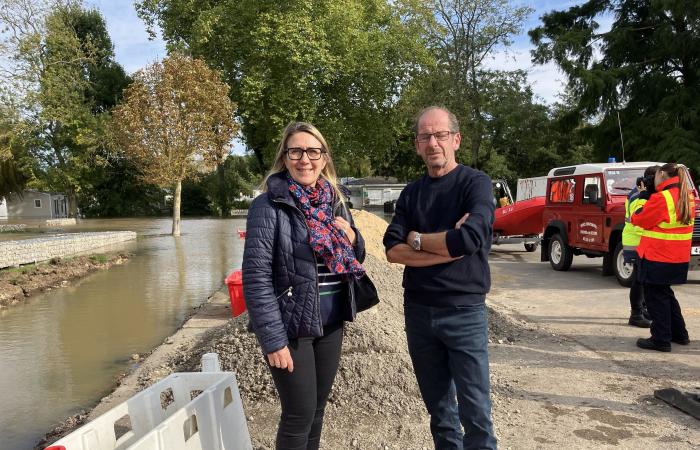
[89,254,108,264]
[1,252,115,277]
[3,263,37,274]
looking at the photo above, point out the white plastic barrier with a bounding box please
[46,355,252,450]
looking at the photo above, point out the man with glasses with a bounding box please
[383,106,497,449]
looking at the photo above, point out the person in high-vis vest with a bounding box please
[622,165,659,328]
[631,163,695,352]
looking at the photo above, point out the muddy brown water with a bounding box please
[0,218,246,450]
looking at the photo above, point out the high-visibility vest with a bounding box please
[633,178,695,264]
[621,191,647,250]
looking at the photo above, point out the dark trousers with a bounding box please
[629,275,645,314]
[404,303,497,450]
[644,284,689,345]
[269,322,344,450]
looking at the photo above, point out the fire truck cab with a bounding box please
[540,162,700,286]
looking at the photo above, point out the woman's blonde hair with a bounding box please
[261,122,345,205]
[659,163,694,225]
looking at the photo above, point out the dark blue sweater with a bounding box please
[383,165,495,306]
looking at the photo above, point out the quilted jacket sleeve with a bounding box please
[242,195,289,354]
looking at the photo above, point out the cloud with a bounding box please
[483,47,566,105]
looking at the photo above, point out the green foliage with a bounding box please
[530,0,700,174]
[88,254,108,264]
[230,199,251,210]
[136,0,432,173]
[203,154,260,216]
[78,149,167,217]
[0,105,36,196]
[180,180,212,216]
[0,1,131,212]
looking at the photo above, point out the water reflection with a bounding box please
[0,218,246,450]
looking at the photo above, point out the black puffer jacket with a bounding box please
[242,172,366,354]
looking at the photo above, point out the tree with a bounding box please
[204,154,260,216]
[0,0,131,212]
[0,104,34,197]
[110,53,237,235]
[530,0,700,173]
[410,0,532,168]
[136,0,432,173]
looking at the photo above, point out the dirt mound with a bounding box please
[349,209,392,259]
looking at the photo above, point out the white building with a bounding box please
[343,177,406,208]
[0,190,69,220]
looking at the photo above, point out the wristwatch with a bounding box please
[411,232,422,251]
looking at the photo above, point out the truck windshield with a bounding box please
[605,169,645,195]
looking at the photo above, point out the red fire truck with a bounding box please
[540,162,700,286]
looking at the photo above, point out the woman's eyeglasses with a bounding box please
[285,147,326,160]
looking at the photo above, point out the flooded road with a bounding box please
[0,218,245,450]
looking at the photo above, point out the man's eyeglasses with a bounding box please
[415,131,454,143]
[285,147,326,160]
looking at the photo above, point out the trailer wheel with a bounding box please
[524,242,538,252]
[549,234,573,271]
[614,241,635,287]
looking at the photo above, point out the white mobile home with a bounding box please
[343,177,406,208]
[0,190,69,220]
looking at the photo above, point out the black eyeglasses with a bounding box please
[285,147,326,160]
[415,131,454,143]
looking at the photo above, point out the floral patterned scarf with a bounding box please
[287,173,364,278]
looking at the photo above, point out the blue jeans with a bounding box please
[404,302,497,450]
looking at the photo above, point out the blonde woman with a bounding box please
[632,163,696,352]
[242,122,366,449]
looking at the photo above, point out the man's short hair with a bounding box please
[413,106,460,135]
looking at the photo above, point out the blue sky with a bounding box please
[86,1,600,105]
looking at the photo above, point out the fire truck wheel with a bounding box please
[549,234,573,271]
[613,241,635,287]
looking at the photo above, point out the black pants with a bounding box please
[269,322,344,450]
[629,258,648,315]
[644,284,689,345]
[629,275,646,314]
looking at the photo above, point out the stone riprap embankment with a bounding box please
[0,231,136,269]
[0,224,27,232]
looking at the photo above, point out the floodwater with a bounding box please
[0,218,246,450]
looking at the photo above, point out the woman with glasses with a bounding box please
[242,121,366,449]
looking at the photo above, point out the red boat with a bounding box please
[493,196,546,236]
[491,178,545,251]
[237,228,247,239]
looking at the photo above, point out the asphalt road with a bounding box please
[486,243,699,449]
[489,243,699,354]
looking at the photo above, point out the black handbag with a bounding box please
[351,273,379,313]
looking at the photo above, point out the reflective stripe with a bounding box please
[622,245,637,251]
[622,196,647,246]
[641,230,693,240]
[661,190,677,226]
[654,190,694,230]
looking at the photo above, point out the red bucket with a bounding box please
[225,270,246,317]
